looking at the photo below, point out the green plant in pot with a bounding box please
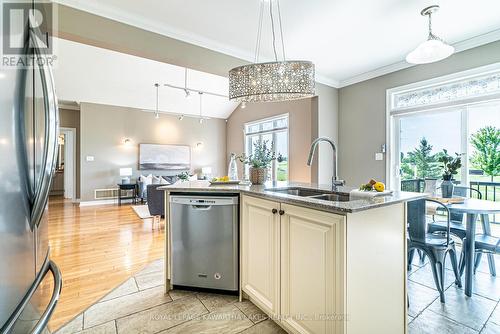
[438,149,462,198]
[237,139,282,185]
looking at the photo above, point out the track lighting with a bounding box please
[154,83,160,119]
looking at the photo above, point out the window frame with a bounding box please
[386,62,500,190]
[244,113,289,182]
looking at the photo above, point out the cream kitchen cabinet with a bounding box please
[241,194,406,334]
[241,195,346,333]
[280,203,345,334]
[241,195,281,317]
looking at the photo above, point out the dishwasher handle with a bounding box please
[191,205,213,210]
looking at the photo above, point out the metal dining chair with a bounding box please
[407,199,462,303]
[428,186,496,276]
[460,234,500,276]
[428,185,482,240]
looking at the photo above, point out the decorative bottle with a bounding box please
[228,153,238,181]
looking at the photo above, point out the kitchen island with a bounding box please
[160,181,426,334]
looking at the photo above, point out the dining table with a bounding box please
[447,198,500,297]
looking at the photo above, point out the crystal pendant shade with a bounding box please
[229,61,315,103]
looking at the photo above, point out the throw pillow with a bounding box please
[139,174,153,186]
[152,175,162,184]
[160,177,170,185]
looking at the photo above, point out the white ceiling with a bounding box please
[53,38,238,119]
[54,0,500,87]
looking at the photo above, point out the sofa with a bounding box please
[137,175,178,202]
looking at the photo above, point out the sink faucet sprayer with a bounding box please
[307,137,345,190]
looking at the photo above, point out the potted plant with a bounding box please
[438,149,462,198]
[177,171,191,181]
[237,139,281,185]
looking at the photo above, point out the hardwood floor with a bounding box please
[45,196,164,331]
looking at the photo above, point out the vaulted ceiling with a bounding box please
[54,0,500,87]
[54,39,237,119]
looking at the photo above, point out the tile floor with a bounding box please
[55,259,286,334]
[408,250,500,334]
[55,251,500,334]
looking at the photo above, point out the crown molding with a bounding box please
[338,28,500,88]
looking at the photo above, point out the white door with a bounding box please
[60,127,76,199]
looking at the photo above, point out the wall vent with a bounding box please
[95,188,119,199]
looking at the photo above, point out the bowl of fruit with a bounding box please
[209,176,241,185]
[351,179,393,198]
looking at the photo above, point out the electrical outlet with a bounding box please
[86,156,95,162]
[375,153,384,161]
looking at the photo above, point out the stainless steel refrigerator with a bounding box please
[0,0,62,332]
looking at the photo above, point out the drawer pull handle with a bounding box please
[272,208,278,214]
[279,210,285,216]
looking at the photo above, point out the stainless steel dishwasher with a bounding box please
[170,194,239,291]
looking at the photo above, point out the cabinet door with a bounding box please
[241,195,280,317]
[280,204,346,334]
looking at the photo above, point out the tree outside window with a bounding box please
[470,126,500,182]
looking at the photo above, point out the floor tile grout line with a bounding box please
[83,287,174,329]
[96,297,175,329]
[427,308,482,332]
[143,300,211,334]
[478,299,499,333]
[64,268,162,331]
[152,302,212,334]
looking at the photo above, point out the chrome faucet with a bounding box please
[307,137,345,190]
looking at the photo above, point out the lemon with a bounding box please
[373,182,385,192]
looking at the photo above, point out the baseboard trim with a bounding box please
[79,199,118,207]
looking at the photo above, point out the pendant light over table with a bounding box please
[406,5,454,64]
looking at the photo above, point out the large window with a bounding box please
[244,114,289,181]
[388,64,500,201]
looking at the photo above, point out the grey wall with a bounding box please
[226,97,318,183]
[59,108,81,198]
[79,103,226,202]
[316,84,339,184]
[56,4,339,186]
[338,40,500,187]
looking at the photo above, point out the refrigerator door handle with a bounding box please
[0,259,62,334]
[28,28,59,230]
[30,260,62,334]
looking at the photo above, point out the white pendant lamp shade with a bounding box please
[406,5,454,65]
[406,39,454,64]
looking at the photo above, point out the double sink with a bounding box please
[265,187,350,202]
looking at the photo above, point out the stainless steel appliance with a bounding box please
[0,0,62,332]
[170,195,239,291]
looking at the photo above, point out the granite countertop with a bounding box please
[158,181,427,214]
